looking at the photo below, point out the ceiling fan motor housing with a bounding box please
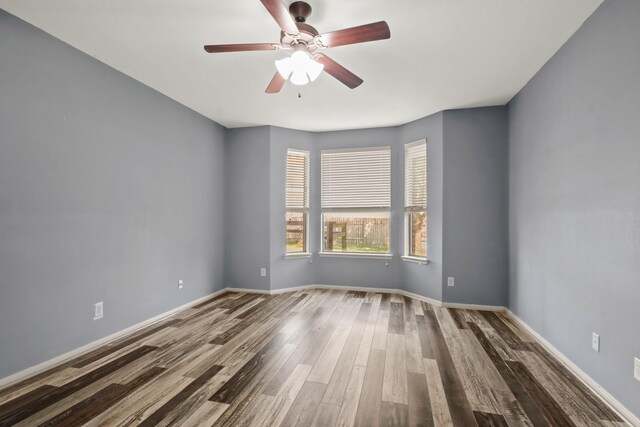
[280,1,319,53]
[280,23,319,52]
[289,1,312,22]
[280,2,319,53]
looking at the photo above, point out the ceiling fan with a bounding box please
[203,0,391,93]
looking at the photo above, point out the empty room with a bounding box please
[1,0,639,425]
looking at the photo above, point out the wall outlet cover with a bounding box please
[94,301,104,320]
[634,357,640,381]
[260,268,267,277]
[447,277,455,287]
[592,332,600,352]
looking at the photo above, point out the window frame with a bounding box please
[320,146,392,258]
[403,139,428,262]
[285,148,310,258]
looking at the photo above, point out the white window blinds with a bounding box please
[405,140,427,211]
[321,146,391,210]
[286,149,309,210]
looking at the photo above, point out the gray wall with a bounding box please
[442,108,508,306]
[224,127,271,291]
[0,11,226,379]
[234,109,506,305]
[508,0,640,416]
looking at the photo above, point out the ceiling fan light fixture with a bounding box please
[290,68,309,85]
[276,49,324,85]
[275,57,294,79]
[306,58,324,81]
[291,49,309,67]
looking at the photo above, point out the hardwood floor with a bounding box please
[0,289,627,426]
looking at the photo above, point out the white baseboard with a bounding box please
[394,288,442,307]
[230,284,514,311]
[504,310,640,427]
[0,288,228,391]
[443,301,506,311]
[232,283,510,311]
[225,287,272,295]
[228,283,443,307]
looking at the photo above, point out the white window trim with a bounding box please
[401,255,429,265]
[322,207,389,213]
[286,148,310,256]
[321,145,390,154]
[285,252,312,259]
[285,209,309,254]
[403,212,428,262]
[321,146,392,255]
[320,211,392,254]
[404,139,427,259]
[319,252,393,260]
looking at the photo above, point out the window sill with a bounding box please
[284,252,312,259]
[319,252,393,260]
[402,256,430,265]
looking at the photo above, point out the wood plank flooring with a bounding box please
[0,289,627,426]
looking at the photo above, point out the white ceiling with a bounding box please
[1,0,602,131]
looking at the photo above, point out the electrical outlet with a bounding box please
[447,277,455,287]
[260,268,267,277]
[178,279,184,290]
[94,301,103,320]
[634,358,640,381]
[592,332,600,352]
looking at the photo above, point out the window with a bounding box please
[404,139,427,259]
[321,146,391,255]
[286,149,309,254]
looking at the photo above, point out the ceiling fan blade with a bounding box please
[265,72,287,93]
[318,21,390,48]
[315,54,363,89]
[204,43,281,53]
[260,0,299,36]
